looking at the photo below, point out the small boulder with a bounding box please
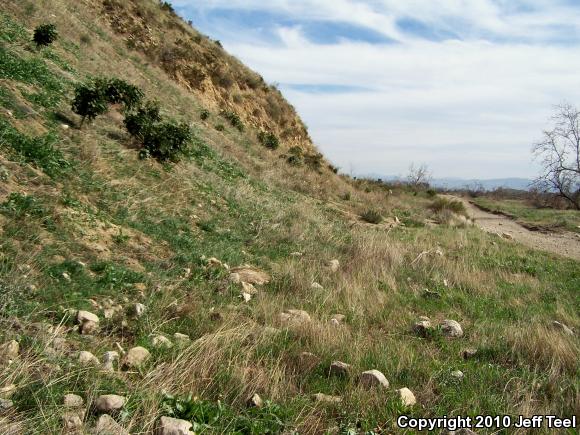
[312,393,342,404]
[397,387,416,406]
[327,259,340,272]
[413,319,433,337]
[0,398,13,412]
[76,310,99,335]
[329,361,351,377]
[123,346,150,369]
[95,414,129,435]
[241,282,258,295]
[359,369,389,389]
[462,348,478,359]
[241,292,252,303]
[451,370,464,379]
[94,394,126,414]
[440,319,463,338]
[152,335,173,349]
[156,416,194,435]
[279,309,311,326]
[173,333,190,345]
[63,393,84,408]
[0,340,19,361]
[247,393,263,408]
[78,351,99,365]
[229,266,270,285]
[62,412,83,431]
[102,351,120,372]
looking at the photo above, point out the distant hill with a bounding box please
[362,174,532,191]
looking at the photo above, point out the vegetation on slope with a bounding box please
[0,2,578,434]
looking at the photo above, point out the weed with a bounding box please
[200,109,210,121]
[258,131,279,150]
[221,110,244,132]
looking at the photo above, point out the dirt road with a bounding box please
[448,196,580,261]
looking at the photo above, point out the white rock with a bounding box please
[327,259,340,272]
[94,394,126,413]
[152,335,173,349]
[279,309,311,326]
[241,292,252,303]
[123,346,150,368]
[156,416,195,435]
[62,272,71,281]
[95,414,129,435]
[451,370,464,379]
[413,319,433,336]
[397,387,416,406]
[440,319,463,338]
[132,303,146,317]
[359,369,389,389]
[63,393,84,408]
[311,282,323,290]
[329,361,351,377]
[247,393,263,408]
[552,321,574,335]
[77,310,99,324]
[78,351,99,365]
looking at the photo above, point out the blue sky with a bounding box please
[172,0,580,179]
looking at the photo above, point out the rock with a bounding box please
[311,282,323,290]
[95,414,129,435]
[462,348,478,359]
[0,340,19,360]
[76,310,99,335]
[62,272,71,281]
[78,351,99,365]
[173,333,190,345]
[123,346,150,369]
[229,266,270,285]
[440,319,463,338]
[298,352,320,370]
[312,393,342,404]
[131,303,146,318]
[552,320,574,335]
[0,384,16,398]
[330,314,346,325]
[359,369,389,389]
[413,319,433,337]
[451,370,464,379]
[103,305,122,319]
[63,393,84,408]
[152,335,173,349]
[327,259,340,272]
[290,252,303,257]
[501,232,513,240]
[247,393,263,408]
[397,387,416,406]
[94,394,126,413]
[241,282,258,295]
[329,361,351,377]
[279,309,311,326]
[156,416,194,435]
[63,412,83,430]
[0,398,13,412]
[241,292,252,303]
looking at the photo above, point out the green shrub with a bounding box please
[71,81,108,126]
[102,78,143,110]
[429,198,467,216]
[288,146,303,157]
[200,109,210,121]
[33,24,57,47]
[220,110,244,132]
[286,155,302,166]
[304,152,323,171]
[214,124,225,132]
[123,101,162,138]
[361,209,383,224]
[1,193,45,219]
[258,131,279,149]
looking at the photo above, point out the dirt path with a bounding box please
[447,195,580,261]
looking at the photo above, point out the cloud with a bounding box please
[173,0,580,178]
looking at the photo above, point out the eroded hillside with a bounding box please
[0,1,578,434]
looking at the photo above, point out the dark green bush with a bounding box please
[123,101,161,138]
[1,193,45,218]
[71,81,108,126]
[220,110,244,132]
[200,109,210,121]
[102,78,143,110]
[33,24,57,47]
[361,209,383,224]
[258,131,279,149]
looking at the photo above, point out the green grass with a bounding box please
[473,197,580,232]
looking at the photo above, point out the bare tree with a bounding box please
[407,163,432,187]
[532,103,580,209]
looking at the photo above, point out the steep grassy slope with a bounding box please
[0,1,578,434]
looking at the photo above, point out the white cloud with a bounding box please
[173,0,580,178]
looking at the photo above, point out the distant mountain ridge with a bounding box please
[361,175,532,191]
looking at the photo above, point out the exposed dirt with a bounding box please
[448,195,580,261]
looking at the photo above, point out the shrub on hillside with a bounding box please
[258,131,279,150]
[200,109,210,121]
[102,78,143,110]
[361,209,383,224]
[220,110,244,132]
[71,81,108,126]
[33,24,57,47]
[429,197,467,216]
[124,101,162,138]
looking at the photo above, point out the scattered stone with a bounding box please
[0,340,19,360]
[76,310,99,335]
[95,414,129,435]
[152,335,173,349]
[241,281,258,295]
[451,370,464,379]
[131,303,146,318]
[156,416,194,435]
[397,387,416,406]
[123,346,150,369]
[63,412,83,431]
[173,333,190,345]
[359,369,389,389]
[0,384,16,398]
[413,318,433,337]
[327,259,340,272]
[312,393,342,404]
[440,319,463,338]
[62,272,71,281]
[60,123,69,130]
[103,305,123,319]
[0,398,13,412]
[329,361,351,377]
[102,351,120,372]
[298,351,320,370]
[229,266,270,285]
[241,292,252,303]
[78,351,99,365]
[311,282,323,290]
[462,348,478,359]
[63,393,84,408]
[552,321,574,336]
[501,232,513,240]
[247,393,263,408]
[330,314,346,325]
[94,394,126,414]
[279,309,311,326]
[51,337,68,354]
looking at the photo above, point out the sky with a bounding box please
[172,0,580,179]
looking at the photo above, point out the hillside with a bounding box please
[0,1,578,434]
